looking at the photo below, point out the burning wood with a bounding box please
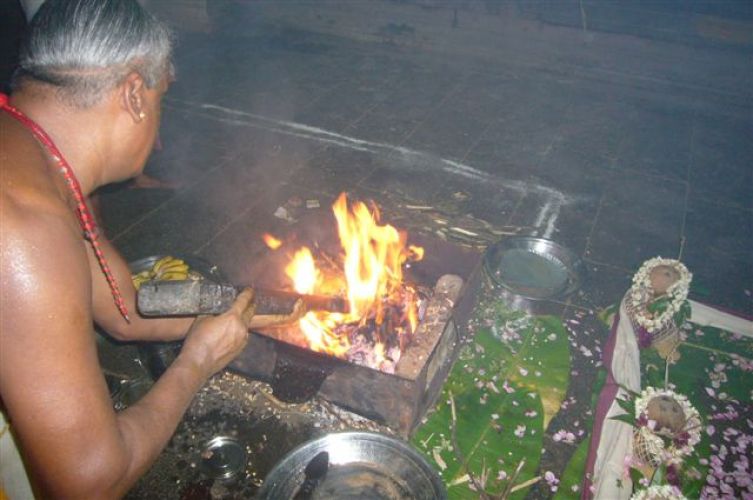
[327,287,430,373]
[261,193,425,373]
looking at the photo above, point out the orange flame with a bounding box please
[262,233,282,250]
[285,248,318,294]
[281,193,423,360]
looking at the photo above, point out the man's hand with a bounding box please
[178,288,255,377]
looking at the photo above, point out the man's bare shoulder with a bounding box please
[2,198,88,272]
[1,114,64,201]
[0,166,91,336]
[1,113,81,245]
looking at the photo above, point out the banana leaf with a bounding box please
[640,325,753,498]
[412,313,571,498]
[553,437,590,499]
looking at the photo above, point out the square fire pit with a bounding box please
[229,210,483,437]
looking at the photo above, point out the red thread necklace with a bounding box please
[0,93,130,322]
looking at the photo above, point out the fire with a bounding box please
[284,248,319,294]
[272,193,423,366]
[262,233,282,249]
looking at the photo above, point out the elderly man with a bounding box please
[0,1,258,497]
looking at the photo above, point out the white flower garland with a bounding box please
[629,258,692,333]
[631,484,688,500]
[633,387,702,464]
[633,426,666,466]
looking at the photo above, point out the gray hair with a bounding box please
[15,0,173,108]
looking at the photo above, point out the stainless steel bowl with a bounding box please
[483,236,585,312]
[258,432,447,500]
[201,436,247,481]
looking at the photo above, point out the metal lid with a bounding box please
[201,436,246,481]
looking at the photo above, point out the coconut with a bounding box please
[649,265,681,296]
[646,394,686,433]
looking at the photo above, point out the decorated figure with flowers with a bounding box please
[613,387,702,497]
[624,258,693,361]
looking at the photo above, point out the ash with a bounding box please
[346,333,403,374]
[341,287,430,373]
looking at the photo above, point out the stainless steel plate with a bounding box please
[483,236,585,305]
[258,432,446,500]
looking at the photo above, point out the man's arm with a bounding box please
[88,232,195,342]
[0,207,253,498]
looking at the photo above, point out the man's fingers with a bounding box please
[230,288,255,313]
[240,303,256,328]
[231,288,256,328]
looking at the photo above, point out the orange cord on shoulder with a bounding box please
[0,93,130,322]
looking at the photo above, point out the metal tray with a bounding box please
[258,432,446,499]
[483,237,585,311]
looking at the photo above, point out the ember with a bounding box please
[262,193,424,373]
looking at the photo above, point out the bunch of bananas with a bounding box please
[132,256,191,290]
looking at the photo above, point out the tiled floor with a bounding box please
[92,5,752,315]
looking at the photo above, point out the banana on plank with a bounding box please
[132,256,192,289]
[151,256,175,272]
[159,270,190,281]
[152,256,186,273]
[155,264,189,279]
[132,270,153,290]
[157,263,189,273]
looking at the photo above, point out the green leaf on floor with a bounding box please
[513,315,571,428]
[597,303,618,327]
[553,437,590,499]
[412,309,571,498]
[640,324,753,497]
[684,325,753,358]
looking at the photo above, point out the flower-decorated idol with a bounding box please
[625,258,692,359]
[631,387,702,467]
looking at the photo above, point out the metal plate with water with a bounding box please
[483,237,584,309]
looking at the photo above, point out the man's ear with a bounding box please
[120,72,147,123]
